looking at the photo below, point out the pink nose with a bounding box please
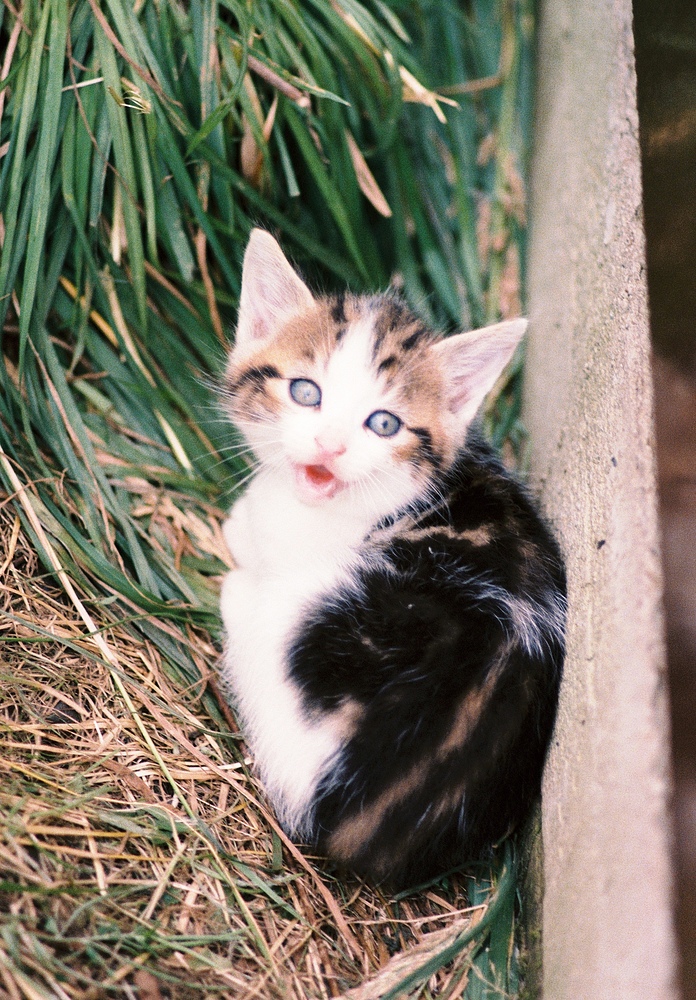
[314,435,346,459]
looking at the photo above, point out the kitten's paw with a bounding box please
[222,496,255,568]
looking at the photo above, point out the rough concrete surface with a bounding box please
[524,0,679,996]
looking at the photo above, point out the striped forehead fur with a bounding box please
[225,291,454,470]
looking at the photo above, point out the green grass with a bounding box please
[0,1,535,996]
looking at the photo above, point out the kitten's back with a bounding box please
[288,434,565,887]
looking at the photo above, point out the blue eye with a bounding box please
[289,378,321,407]
[365,410,401,437]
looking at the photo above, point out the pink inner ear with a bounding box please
[445,351,505,414]
[434,319,527,421]
[236,230,315,350]
[251,315,271,341]
[447,378,473,414]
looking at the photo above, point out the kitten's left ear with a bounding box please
[434,318,527,428]
[235,229,315,354]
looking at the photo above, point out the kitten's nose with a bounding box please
[314,433,347,459]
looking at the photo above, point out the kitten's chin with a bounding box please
[292,463,347,505]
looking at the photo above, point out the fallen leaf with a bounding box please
[345,131,392,218]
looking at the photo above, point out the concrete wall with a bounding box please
[524,0,679,996]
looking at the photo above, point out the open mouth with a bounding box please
[293,463,345,502]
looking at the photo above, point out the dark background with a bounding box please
[634,1,696,995]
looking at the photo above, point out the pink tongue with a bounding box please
[305,464,334,486]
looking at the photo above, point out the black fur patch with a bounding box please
[401,327,428,351]
[230,364,280,392]
[287,433,566,888]
[374,296,407,334]
[408,426,442,470]
[331,294,347,325]
[372,295,410,355]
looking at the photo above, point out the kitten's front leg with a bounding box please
[222,493,256,570]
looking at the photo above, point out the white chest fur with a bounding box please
[219,469,373,835]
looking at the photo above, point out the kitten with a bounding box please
[219,229,565,888]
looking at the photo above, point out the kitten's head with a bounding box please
[224,230,525,511]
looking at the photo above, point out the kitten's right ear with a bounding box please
[235,230,315,354]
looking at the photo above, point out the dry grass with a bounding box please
[0,500,511,1000]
